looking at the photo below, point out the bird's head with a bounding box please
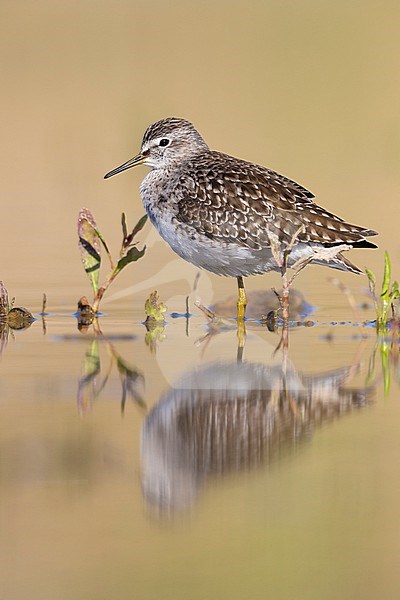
[104,117,208,179]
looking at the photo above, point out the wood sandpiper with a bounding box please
[105,117,377,320]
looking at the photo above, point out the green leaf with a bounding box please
[78,209,101,295]
[391,280,399,300]
[93,226,112,262]
[114,245,146,274]
[379,251,392,325]
[121,212,128,240]
[380,251,391,300]
[131,214,148,238]
[123,214,148,249]
[365,268,376,287]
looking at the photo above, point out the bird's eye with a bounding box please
[159,138,170,147]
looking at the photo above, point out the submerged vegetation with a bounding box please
[78,208,147,313]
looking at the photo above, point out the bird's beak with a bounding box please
[104,153,146,179]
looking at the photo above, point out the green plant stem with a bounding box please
[92,269,118,313]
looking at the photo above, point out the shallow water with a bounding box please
[1,291,400,600]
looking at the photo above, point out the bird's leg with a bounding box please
[236,276,247,322]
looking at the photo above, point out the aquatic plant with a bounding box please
[144,290,167,324]
[144,291,167,352]
[0,282,35,356]
[365,252,399,396]
[78,208,147,313]
[0,281,34,329]
[366,251,400,334]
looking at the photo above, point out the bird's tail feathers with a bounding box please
[312,253,363,274]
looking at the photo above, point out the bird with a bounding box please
[104,117,377,320]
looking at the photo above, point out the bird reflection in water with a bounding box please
[141,335,374,517]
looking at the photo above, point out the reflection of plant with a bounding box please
[108,343,146,412]
[78,208,147,313]
[367,336,399,397]
[77,335,145,415]
[144,323,167,353]
[366,252,400,334]
[77,339,102,413]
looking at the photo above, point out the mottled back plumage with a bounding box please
[175,151,376,253]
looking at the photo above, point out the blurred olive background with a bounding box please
[2,4,400,600]
[1,0,399,309]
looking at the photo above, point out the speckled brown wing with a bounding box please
[175,151,377,251]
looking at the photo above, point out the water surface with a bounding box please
[1,292,399,600]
